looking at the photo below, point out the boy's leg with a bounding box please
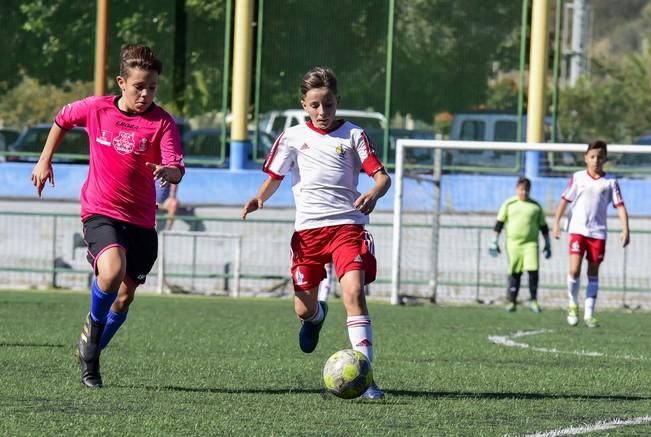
[505,241,524,311]
[506,273,521,311]
[583,238,605,327]
[333,227,383,399]
[79,246,126,388]
[584,261,601,327]
[317,263,333,301]
[99,277,137,350]
[339,269,383,399]
[295,286,327,353]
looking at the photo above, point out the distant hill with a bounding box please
[591,0,651,57]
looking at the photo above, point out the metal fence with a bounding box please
[0,210,649,310]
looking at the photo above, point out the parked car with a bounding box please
[613,134,651,171]
[259,109,387,136]
[182,128,275,167]
[7,124,89,163]
[0,128,21,162]
[448,112,561,173]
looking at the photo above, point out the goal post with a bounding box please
[390,139,651,306]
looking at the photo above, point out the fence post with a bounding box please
[476,227,481,302]
[51,216,58,288]
[157,232,166,294]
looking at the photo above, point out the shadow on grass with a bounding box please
[389,389,651,401]
[0,342,66,348]
[122,385,651,401]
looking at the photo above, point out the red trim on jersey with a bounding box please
[613,201,624,208]
[264,168,284,180]
[263,131,285,174]
[561,196,573,203]
[359,131,384,176]
[586,170,603,180]
[306,120,345,135]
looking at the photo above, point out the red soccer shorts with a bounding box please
[290,224,377,291]
[568,233,606,263]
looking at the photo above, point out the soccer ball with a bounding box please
[323,349,373,399]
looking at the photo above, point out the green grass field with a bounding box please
[0,290,649,436]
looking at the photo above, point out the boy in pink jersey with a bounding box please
[31,44,184,388]
[552,140,629,328]
[241,67,391,399]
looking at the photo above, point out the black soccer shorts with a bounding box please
[82,214,158,285]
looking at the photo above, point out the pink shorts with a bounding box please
[569,233,606,264]
[290,224,377,291]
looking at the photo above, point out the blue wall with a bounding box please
[2,162,650,215]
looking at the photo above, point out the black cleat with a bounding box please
[299,301,328,353]
[76,313,105,388]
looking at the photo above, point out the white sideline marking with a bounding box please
[488,329,646,360]
[518,415,651,436]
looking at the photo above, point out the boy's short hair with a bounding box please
[516,176,531,190]
[587,139,607,155]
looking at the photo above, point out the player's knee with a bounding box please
[113,292,134,312]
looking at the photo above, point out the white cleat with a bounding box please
[361,381,385,400]
[567,304,579,327]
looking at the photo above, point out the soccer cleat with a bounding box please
[76,313,105,388]
[529,300,542,313]
[361,381,385,400]
[298,301,328,353]
[566,304,579,327]
[505,302,516,312]
[584,317,599,328]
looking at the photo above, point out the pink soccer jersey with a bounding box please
[55,96,185,229]
[561,170,624,239]
[263,120,384,231]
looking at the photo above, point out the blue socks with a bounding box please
[90,280,118,324]
[99,310,128,350]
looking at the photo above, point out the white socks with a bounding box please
[567,275,580,306]
[585,276,599,319]
[347,315,373,362]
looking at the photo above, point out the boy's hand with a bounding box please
[31,159,54,197]
[488,238,500,257]
[242,198,263,220]
[543,243,552,259]
[620,230,630,248]
[552,223,561,239]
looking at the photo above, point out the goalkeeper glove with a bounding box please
[488,237,500,257]
[543,243,552,259]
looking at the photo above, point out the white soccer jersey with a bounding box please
[263,120,384,231]
[561,170,624,239]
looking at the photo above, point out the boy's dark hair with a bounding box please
[587,139,607,155]
[516,176,531,190]
[119,44,162,77]
[300,67,337,97]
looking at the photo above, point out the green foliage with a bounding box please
[0,291,650,435]
[559,51,651,143]
[0,77,93,130]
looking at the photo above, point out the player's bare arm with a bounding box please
[618,205,630,247]
[146,162,182,186]
[242,177,282,220]
[552,198,568,239]
[354,169,391,215]
[31,123,66,197]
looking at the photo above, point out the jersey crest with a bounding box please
[113,131,135,154]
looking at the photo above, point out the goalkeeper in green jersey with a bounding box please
[489,177,551,312]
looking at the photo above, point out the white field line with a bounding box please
[488,329,647,361]
[516,415,651,437]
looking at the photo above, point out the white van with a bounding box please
[259,109,387,136]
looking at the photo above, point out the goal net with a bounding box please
[390,139,651,308]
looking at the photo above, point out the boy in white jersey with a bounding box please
[242,67,391,399]
[552,140,629,328]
